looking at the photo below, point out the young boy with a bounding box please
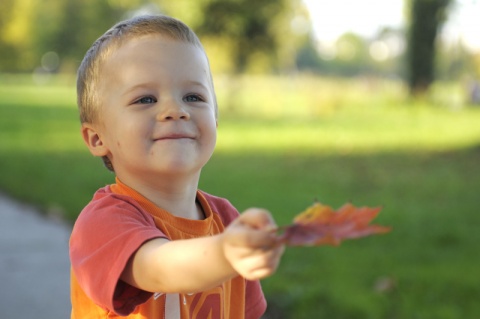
[70,14,285,318]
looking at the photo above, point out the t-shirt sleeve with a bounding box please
[70,193,166,315]
[245,279,267,318]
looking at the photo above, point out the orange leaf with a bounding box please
[279,202,391,246]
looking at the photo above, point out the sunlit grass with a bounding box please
[212,74,480,155]
[216,107,480,154]
[1,74,480,318]
[2,74,479,155]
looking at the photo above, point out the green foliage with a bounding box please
[194,0,288,73]
[162,0,307,74]
[0,0,127,72]
[0,0,302,74]
[1,75,480,318]
[1,0,476,84]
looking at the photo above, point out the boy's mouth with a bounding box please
[154,133,195,141]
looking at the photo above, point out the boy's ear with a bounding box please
[81,123,109,157]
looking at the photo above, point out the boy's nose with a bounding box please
[156,99,190,121]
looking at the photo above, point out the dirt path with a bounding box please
[0,193,71,318]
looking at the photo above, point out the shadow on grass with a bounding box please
[0,151,114,222]
[0,145,479,318]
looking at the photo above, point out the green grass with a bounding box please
[1,75,480,318]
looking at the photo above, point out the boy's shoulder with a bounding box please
[76,185,154,224]
[88,185,145,211]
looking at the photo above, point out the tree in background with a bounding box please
[0,0,38,71]
[159,0,307,111]
[0,0,305,75]
[161,0,305,74]
[0,0,126,73]
[406,0,452,96]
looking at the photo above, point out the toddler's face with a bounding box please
[91,35,217,181]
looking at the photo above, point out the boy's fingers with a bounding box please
[238,245,285,280]
[239,208,277,229]
[226,208,283,249]
[250,230,278,249]
[227,224,277,250]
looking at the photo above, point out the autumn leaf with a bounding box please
[278,202,391,246]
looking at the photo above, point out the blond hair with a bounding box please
[77,15,217,171]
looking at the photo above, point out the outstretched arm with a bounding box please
[120,208,285,294]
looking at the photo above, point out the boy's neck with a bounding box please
[117,173,203,220]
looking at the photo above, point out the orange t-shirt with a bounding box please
[70,179,266,318]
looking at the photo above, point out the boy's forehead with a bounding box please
[98,34,213,92]
[105,34,207,67]
[114,34,199,55]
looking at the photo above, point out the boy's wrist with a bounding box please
[216,232,237,276]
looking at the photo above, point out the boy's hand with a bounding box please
[222,208,285,281]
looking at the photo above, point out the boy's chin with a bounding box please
[151,160,206,176]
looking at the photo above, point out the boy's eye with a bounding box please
[135,96,157,104]
[184,94,204,103]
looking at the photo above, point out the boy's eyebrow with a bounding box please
[121,79,210,96]
[122,83,157,96]
[186,80,209,91]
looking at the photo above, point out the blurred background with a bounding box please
[1,0,480,318]
[1,0,480,91]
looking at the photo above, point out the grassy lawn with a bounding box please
[1,75,480,318]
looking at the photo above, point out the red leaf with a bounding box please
[279,202,391,246]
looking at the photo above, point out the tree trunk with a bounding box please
[407,0,451,96]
